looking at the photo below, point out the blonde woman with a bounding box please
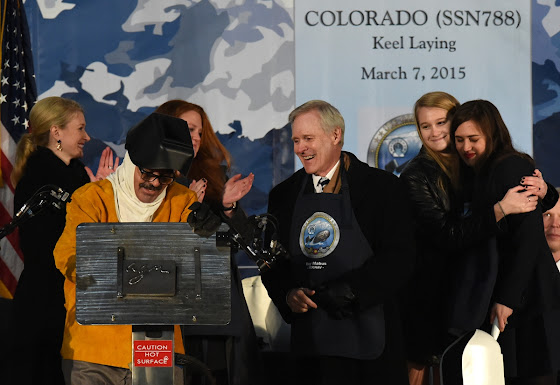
[10,96,116,385]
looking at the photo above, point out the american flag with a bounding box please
[0,0,37,298]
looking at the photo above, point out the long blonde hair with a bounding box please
[11,97,84,186]
[414,91,461,191]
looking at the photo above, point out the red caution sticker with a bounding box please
[133,341,173,367]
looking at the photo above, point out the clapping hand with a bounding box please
[222,173,254,208]
[85,147,119,182]
[189,178,207,202]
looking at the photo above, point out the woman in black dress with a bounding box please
[451,99,560,385]
[11,96,116,385]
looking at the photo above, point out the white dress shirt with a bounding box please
[312,161,340,193]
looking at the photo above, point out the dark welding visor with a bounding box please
[125,112,193,175]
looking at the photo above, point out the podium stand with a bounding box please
[75,222,232,385]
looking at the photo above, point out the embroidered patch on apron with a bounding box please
[299,211,340,259]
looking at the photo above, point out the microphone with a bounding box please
[0,185,70,240]
[15,184,70,219]
[222,212,289,272]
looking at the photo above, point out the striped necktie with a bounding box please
[317,177,330,193]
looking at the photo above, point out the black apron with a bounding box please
[289,168,385,360]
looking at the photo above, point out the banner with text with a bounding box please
[295,0,530,174]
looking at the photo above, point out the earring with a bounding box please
[56,140,62,151]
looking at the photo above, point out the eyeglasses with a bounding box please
[139,168,176,185]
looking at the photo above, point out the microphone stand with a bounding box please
[0,185,70,241]
[222,212,288,272]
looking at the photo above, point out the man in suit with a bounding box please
[544,187,560,270]
[261,100,416,385]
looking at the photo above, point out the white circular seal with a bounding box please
[366,113,421,176]
[388,138,408,158]
[299,212,340,259]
